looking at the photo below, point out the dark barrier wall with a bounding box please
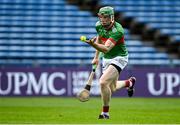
[0,66,179,97]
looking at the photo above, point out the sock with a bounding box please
[101,112,109,116]
[101,106,109,115]
[125,80,132,87]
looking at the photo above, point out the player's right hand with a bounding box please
[91,58,99,66]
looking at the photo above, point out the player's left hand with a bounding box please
[86,37,96,45]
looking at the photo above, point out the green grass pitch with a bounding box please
[0,97,180,124]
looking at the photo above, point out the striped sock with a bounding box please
[125,80,132,87]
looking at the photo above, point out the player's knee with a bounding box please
[109,85,116,93]
[99,78,108,88]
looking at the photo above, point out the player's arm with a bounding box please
[87,38,115,53]
[90,21,114,54]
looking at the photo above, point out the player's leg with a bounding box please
[109,77,118,93]
[100,65,119,106]
[109,77,129,92]
[107,57,136,97]
[109,63,123,93]
[110,77,136,97]
[98,65,119,119]
[116,77,136,90]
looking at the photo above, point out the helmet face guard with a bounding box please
[98,14,113,26]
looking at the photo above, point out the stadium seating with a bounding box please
[100,0,180,42]
[0,0,179,66]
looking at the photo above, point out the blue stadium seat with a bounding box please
[0,0,179,66]
[100,0,180,44]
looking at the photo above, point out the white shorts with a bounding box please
[102,55,128,73]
